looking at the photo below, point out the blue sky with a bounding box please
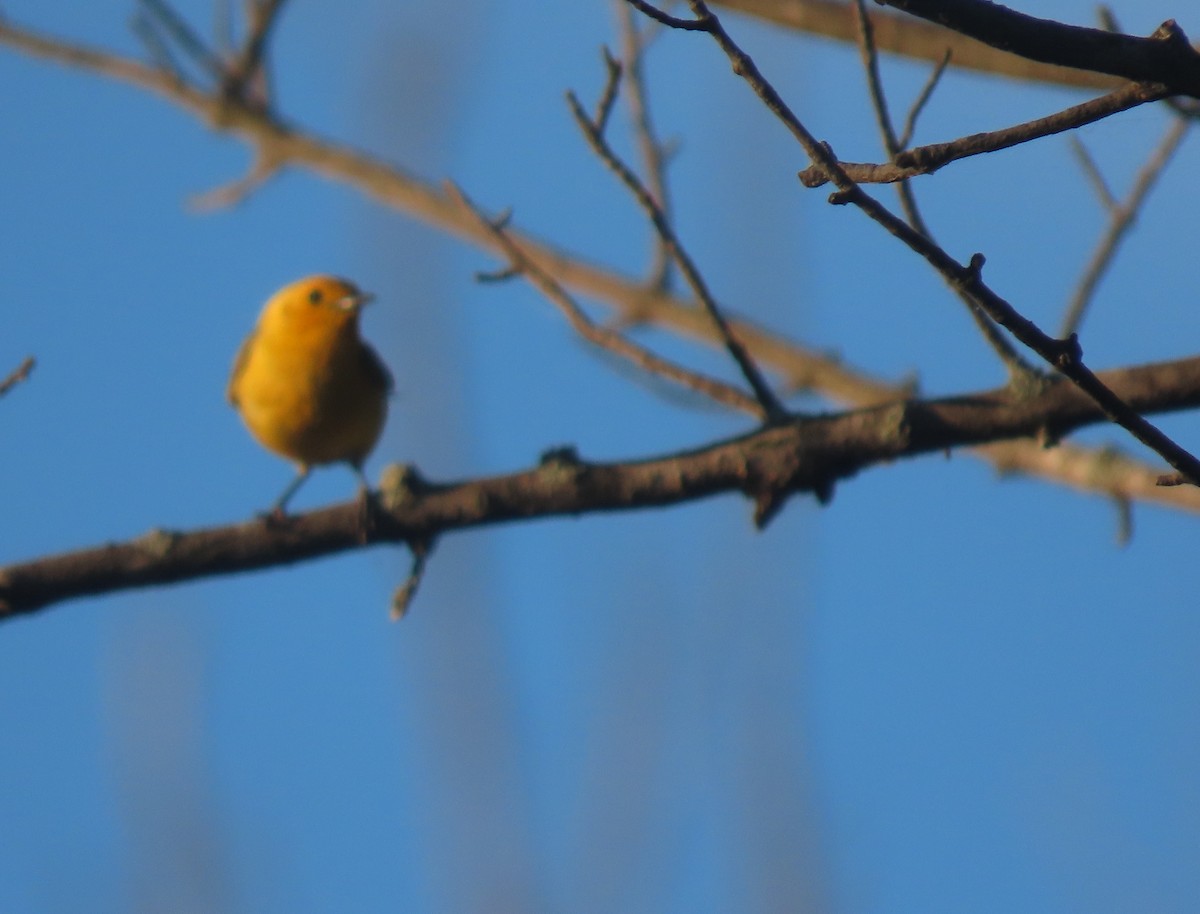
[1,1,1198,912]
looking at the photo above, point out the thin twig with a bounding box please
[567,83,787,421]
[189,149,282,209]
[224,0,286,93]
[0,357,34,399]
[136,0,224,83]
[851,0,1036,382]
[897,49,951,150]
[624,0,710,30]
[1060,116,1189,337]
[852,0,899,153]
[616,1,675,291]
[214,0,235,57]
[798,81,1171,187]
[447,183,765,418]
[594,46,622,132]
[1069,136,1117,209]
[131,10,185,80]
[391,538,432,620]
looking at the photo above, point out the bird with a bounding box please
[228,275,392,517]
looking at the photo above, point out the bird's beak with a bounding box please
[339,290,375,311]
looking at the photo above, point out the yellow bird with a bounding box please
[228,275,392,516]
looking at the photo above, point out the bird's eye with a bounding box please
[308,289,324,305]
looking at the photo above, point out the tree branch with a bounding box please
[5,352,1200,620]
[0,357,35,399]
[1060,116,1189,337]
[850,0,1034,382]
[875,0,1200,97]
[709,0,1123,90]
[567,68,787,421]
[798,80,1170,186]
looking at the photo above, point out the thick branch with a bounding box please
[876,0,1200,97]
[5,353,1200,619]
[710,0,1121,90]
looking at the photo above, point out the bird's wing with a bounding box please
[226,328,257,406]
[360,343,394,397]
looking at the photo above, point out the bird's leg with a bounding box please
[352,464,379,541]
[265,466,311,521]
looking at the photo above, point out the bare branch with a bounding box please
[8,353,1200,619]
[876,0,1200,96]
[447,183,766,418]
[594,46,622,133]
[897,48,951,150]
[851,0,1034,381]
[709,0,1122,91]
[624,0,711,31]
[799,81,1170,187]
[222,0,287,99]
[0,357,35,399]
[189,149,282,209]
[616,1,675,290]
[1060,116,1189,337]
[136,0,224,83]
[1070,136,1118,210]
[391,535,433,621]
[567,79,787,421]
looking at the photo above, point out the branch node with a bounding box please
[622,0,708,31]
[539,445,588,484]
[379,462,427,513]
[136,527,182,559]
[1151,19,1187,45]
[753,488,791,529]
[539,444,583,467]
[1053,332,1083,370]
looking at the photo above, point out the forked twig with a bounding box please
[616,1,675,291]
[897,49,951,151]
[851,0,1036,383]
[1060,117,1189,337]
[447,183,765,418]
[223,0,287,95]
[798,81,1171,187]
[568,64,787,422]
